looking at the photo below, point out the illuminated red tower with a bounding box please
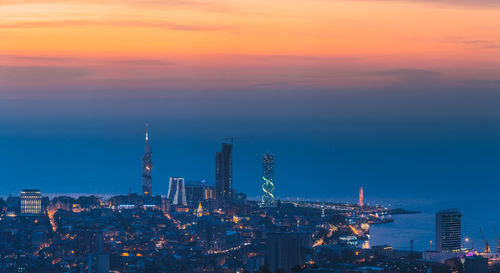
[358,186,364,208]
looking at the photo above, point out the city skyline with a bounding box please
[2,123,496,253]
[0,0,499,271]
[1,1,499,201]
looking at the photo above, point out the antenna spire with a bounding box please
[145,123,149,141]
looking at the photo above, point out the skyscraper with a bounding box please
[186,180,211,205]
[261,153,275,206]
[204,185,216,200]
[167,177,187,206]
[142,125,153,197]
[20,189,41,215]
[216,142,232,205]
[436,209,462,253]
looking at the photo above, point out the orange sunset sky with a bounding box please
[1,0,500,96]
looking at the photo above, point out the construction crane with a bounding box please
[480,228,491,253]
[494,225,500,253]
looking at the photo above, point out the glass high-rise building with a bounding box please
[186,180,213,205]
[216,142,232,205]
[21,189,42,215]
[436,208,462,252]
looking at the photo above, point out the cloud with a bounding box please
[457,40,499,49]
[129,21,226,31]
[372,69,441,87]
[0,19,227,31]
[110,59,175,66]
[338,0,500,8]
[1,55,174,66]
[231,54,359,63]
[0,20,93,28]
[1,55,70,62]
[459,80,500,87]
[4,0,499,7]
[375,69,439,77]
[0,0,232,13]
[0,66,91,83]
[445,37,500,49]
[410,0,500,6]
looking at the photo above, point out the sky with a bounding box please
[1,0,500,94]
[0,0,499,204]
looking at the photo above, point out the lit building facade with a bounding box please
[21,189,42,215]
[436,209,462,252]
[167,177,187,206]
[204,185,216,200]
[216,142,232,205]
[186,180,216,204]
[261,153,275,206]
[186,180,212,205]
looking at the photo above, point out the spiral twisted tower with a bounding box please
[261,153,275,206]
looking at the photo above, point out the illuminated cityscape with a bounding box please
[0,129,497,273]
[1,0,499,272]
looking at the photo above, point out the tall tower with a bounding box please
[215,142,232,205]
[261,153,275,206]
[358,186,364,208]
[142,124,153,197]
[436,209,461,253]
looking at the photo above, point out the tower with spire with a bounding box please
[142,124,153,197]
[359,186,364,208]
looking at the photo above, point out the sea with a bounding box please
[368,196,499,252]
[0,117,498,252]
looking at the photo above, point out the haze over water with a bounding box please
[1,94,499,252]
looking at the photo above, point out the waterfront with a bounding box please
[370,212,434,251]
[1,118,499,256]
[15,192,499,253]
[369,196,500,252]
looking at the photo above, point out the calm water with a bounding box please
[369,197,500,252]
